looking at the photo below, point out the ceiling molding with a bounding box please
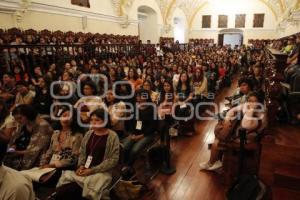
[187,1,208,30]
[164,0,176,24]
[258,0,279,20]
[278,0,285,13]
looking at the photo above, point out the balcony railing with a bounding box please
[0,43,191,74]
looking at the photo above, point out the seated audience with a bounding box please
[74,79,104,123]
[0,73,16,106]
[56,108,120,200]
[39,107,83,170]
[199,92,266,171]
[158,80,176,138]
[122,89,156,175]
[287,35,300,65]
[281,37,295,55]
[230,77,254,107]
[4,104,52,170]
[14,81,35,108]
[32,75,52,116]
[126,68,143,89]
[105,89,126,139]
[192,66,208,101]
[175,72,194,136]
[142,80,159,104]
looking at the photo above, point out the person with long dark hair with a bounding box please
[192,66,208,100]
[122,89,157,175]
[105,88,126,139]
[142,80,159,104]
[39,107,83,169]
[158,80,175,136]
[74,80,105,124]
[126,68,143,90]
[33,75,52,116]
[175,72,194,136]
[176,72,193,104]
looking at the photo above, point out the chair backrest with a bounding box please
[285,64,300,84]
[292,73,300,91]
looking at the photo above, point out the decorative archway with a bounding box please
[138,5,159,43]
[172,7,187,43]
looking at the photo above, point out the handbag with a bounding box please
[113,180,144,200]
[214,119,239,141]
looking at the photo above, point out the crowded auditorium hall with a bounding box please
[0,0,300,199]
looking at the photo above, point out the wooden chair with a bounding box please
[222,129,267,189]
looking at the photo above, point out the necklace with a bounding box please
[58,130,70,149]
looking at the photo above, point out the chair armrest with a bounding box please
[218,141,260,151]
[280,82,291,90]
[289,92,300,97]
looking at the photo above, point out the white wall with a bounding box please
[129,0,163,25]
[189,30,219,42]
[0,10,138,34]
[174,18,185,43]
[0,0,138,35]
[190,0,278,43]
[0,13,14,28]
[1,0,295,42]
[31,0,115,16]
[130,0,163,41]
[172,7,188,43]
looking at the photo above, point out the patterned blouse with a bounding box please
[39,130,83,168]
[4,118,53,170]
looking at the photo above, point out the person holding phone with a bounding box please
[4,104,52,170]
[0,139,35,200]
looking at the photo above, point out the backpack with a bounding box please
[227,175,266,200]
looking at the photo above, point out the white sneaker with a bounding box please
[199,162,212,170]
[207,160,223,171]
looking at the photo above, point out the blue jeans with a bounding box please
[122,135,154,166]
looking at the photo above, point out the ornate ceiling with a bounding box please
[112,0,300,29]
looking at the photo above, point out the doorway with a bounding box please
[173,17,185,43]
[138,6,158,44]
[218,29,243,47]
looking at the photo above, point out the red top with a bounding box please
[218,67,226,78]
[86,133,108,168]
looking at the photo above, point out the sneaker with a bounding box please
[207,160,223,171]
[199,162,212,170]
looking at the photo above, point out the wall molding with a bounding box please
[0,0,139,26]
[191,28,277,32]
